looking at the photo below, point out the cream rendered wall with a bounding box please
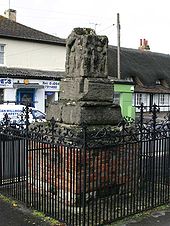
[4,88,16,102]
[0,38,66,71]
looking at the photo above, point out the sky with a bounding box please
[0,0,170,54]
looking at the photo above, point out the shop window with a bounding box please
[0,45,5,65]
[45,92,55,109]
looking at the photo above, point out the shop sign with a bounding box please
[42,81,60,91]
[0,78,13,88]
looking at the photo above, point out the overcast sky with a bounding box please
[1,0,170,54]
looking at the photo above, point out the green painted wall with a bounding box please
[114,83,135,119]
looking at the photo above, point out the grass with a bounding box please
[0,193,15,204]
[32,210,62,226]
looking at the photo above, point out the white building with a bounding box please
[0,9,66,112]
[108,45,170,118]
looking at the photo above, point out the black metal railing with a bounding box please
[0,104,170,225]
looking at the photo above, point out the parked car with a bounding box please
[0,104,46,126]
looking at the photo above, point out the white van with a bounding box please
[0,104,46,125]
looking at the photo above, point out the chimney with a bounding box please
[4,9,16,22]
[138,38,150,51]
[140,39,142,47]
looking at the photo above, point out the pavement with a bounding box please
[0,194,58,226]
[125,210,170,226]
[1,193,170,226]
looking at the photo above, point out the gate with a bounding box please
[0,104,170,225]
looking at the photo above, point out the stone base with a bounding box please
[60,77,114,102]
[47,101,121,125]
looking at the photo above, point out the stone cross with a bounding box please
[47,28,121,126]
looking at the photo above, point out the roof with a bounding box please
[0,15,66,46]
[108,46,170,87]
[135,84,170,94]
[0,67,64,80]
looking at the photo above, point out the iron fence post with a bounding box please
[139,103,144,132]
[25,103,29,206]
[139,103,144,182]
[50,117,56,143]
[151,103,158,206]
[82,124,87,226]
[165,112,170,197]
[167,134,170,194]
[0,134,2,186]
[152,104,158,132]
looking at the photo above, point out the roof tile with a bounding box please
[0,67,64,79]
[0,15,66,45]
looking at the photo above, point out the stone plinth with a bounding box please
[47,101,121,125]
[60,78,114,102]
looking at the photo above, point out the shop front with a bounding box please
[0,77,60,113]
[43,81,60,110]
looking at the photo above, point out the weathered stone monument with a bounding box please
[30,29,138,210]
[47,27,121,125]
[43,28,123,206]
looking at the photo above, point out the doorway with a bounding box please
[16,89,35,107]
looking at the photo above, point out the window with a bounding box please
[136,93,146,106]
[160,94,165,105]
[159,94,168,105]
[0,45,5,65]
[136,93,142,106]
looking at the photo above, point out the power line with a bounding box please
[98,25,114,33]
[89,22,100,31]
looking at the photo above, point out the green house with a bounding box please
[113,80,135,119]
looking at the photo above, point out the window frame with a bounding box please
[159,94,165,105]
[136,93,142,106]
[0,44,5,65]
[135,93,147,106]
